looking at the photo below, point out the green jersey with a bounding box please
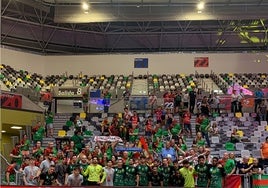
[224,159,235,174]
[158,166,174,186]
[124,165,137,186]
[136,164,149,186]
[113,167,125,186]
[195,164,210,187]
[209,166,224,188]
[80,163,89,186]
[179,167,195,188]
[201,118,210,133]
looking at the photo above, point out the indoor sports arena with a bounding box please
[1,0,268,188]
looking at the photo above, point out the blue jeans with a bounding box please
[202,131,211,147]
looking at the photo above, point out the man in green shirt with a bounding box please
[136,156,150,186]
[195,155,210,187]
[81,156,106,185]
[113,159,125,186]
[200,114,211,147]
[179,160,195,188]
[124,158,138,186]
[208,157,225,188]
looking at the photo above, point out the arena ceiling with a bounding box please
[1,0,268,54]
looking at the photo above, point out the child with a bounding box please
[210,122,219,136]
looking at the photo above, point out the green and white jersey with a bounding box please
[136,164,149,186]
[209,166,224,188]
[113,167,125,186]
[124,165,137,186]
[195,164,210,187]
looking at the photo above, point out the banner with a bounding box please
[164,97,174,109]
[241,97,255,108]
[225,175,241,188]
[194,57,209,67]
[115,147,142,152]
[219,95,231,111]
[94,136,123,142]
[0,92,22,109]
[253,174,268,188]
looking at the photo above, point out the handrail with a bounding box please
[0,153,10,166]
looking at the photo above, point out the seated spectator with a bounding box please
[209,122,219,136]
[101,117,110,135]
[193,132,205,148]
[230,128,240,143]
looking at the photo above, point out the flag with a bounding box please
[225,175,241,188]
[253,174,268,188]
[241,98,255,108]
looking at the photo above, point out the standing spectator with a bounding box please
[5,160,17,185]
[231,89,238,113]
[71,131,84,153]
[148,165,163,187]
[174,90,182,114]
[130,111,140,129]
[208,157,225,188]
[258,100,267,121]
[200,96,210,116]
[212,92,221,114]
[200,114,211,147]
[182,90,189,109]
[122,88,130,107]
[9,143,22,169]
[23,157,41,186]
[102,88,112,113]
[45,111,54,137]
[32,141,44,158]
[113,159,125,186]
[101,117,110,136]
[161,141,177,162]
[183,110,192,137]
[40,165,60,186]
[158,158,174,186]
[236,156,252,186]
[44,142,57,156]
[237,89,244,113]
[66,166,83,186]
[81,156,106,185]
[260,136,268,166]
[189,87,197,114]
[254,88,264,113]
[195,155,210,187]
[124,158,138,186]
[20,134,30,157]
[136,156,150,186]
[222,153,236,176]
[149,92,157,115]
[145,116,154,138]
[40,154,55,173]
[102,160,114,186]
[82,92,89,113]
[179,160,195,188]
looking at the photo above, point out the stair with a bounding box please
[202,78,222,93]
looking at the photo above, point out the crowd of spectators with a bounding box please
[4,87,268,187]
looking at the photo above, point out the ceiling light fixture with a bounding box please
[1,130,6,133]
[82,2,89,11]
[197,1,205,10]
[11,126,22,129]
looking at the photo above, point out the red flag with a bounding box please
[225,175,241,188]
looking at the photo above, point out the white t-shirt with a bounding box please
[67,174,83,186]
[102,167,114,186]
